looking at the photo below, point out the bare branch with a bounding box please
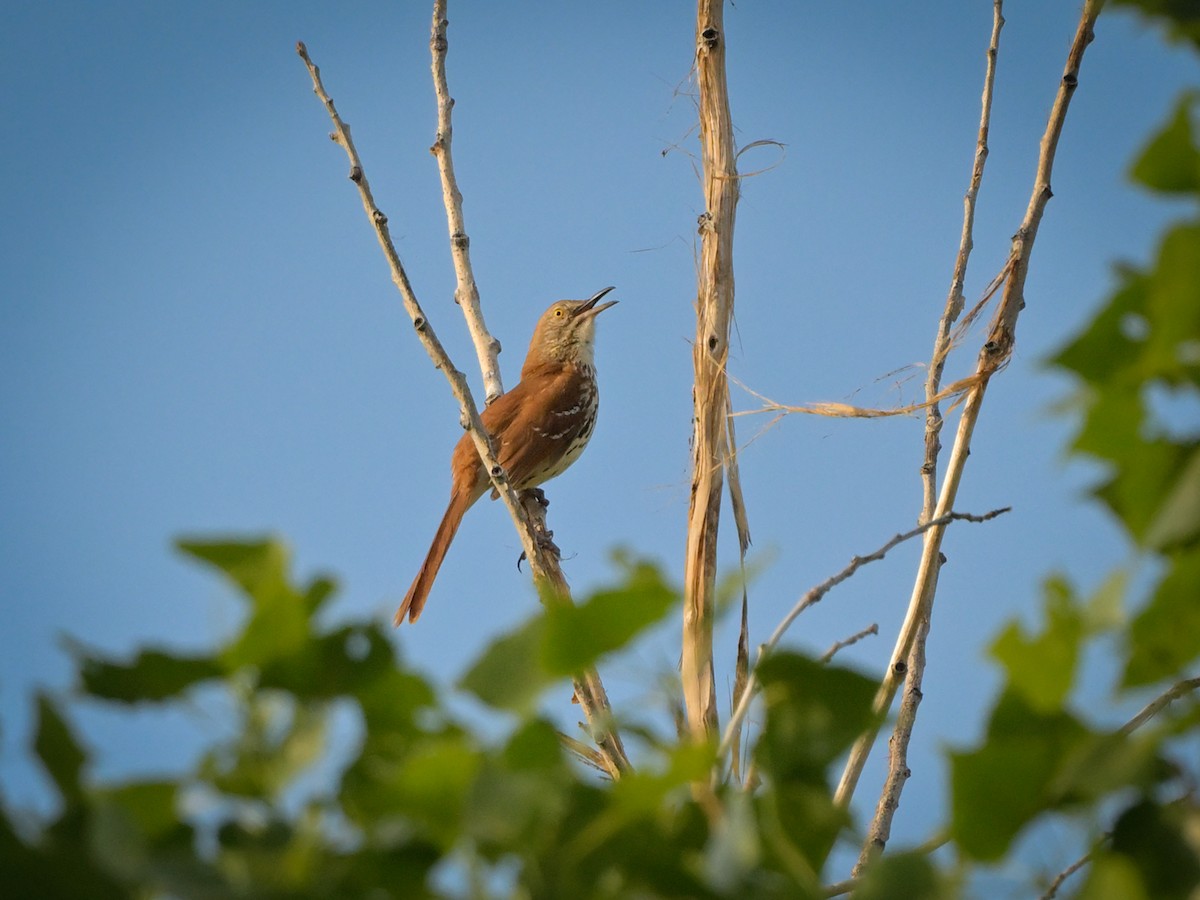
[296,41,629,776]
[716,509,1009,764]
[682,0,740,742]
[834,0,1104,812]
[859,1,1006,870]
[922,0,1005,520]
[429,1,503,404]
[1039,833,1111,900]
[1120,675,1200,736]
[820,623,880,665]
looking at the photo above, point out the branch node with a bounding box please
[700,26,720,50]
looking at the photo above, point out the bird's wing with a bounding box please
[495,365,595,491]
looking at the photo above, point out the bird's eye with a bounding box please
[554,307,565,318]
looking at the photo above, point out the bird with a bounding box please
[394,286,618,625]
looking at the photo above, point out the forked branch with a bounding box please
[857,1,1006,874]
[296,40,629,777]
[834,0,1106,811]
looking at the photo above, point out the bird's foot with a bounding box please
[516,529,561,571]
[522,487,550,508]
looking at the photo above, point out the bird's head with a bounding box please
[527,286,618,365]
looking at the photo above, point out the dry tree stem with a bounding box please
[834,0,1105,811]
[429,1,503,405]
[856,2,1006,874]
[682,0,739,741]
[296,41,629,777]
[716,509,1009,764]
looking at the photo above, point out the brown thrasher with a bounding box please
[395,287,618,625]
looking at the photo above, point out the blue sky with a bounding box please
[2,0,1197,882]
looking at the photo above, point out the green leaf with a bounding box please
[176,537,290,599]
[990,576,1084,712]
[1108,798,1200,899]
[1142,223,1200,385]
[1050,731,1169,802]
[1077,854,1152,900]
[257,623,396,700]
[1123,547,1200,686]
[1130,93,1200,194]
[376,735,482,849]
[542,560,677,674]
[762,781,847,878]
[1144,445,1200,549]
[754,652,880,786]
[33,694,86,805]
[460,558,678,711]
[950,690,1091,860]
[1095,438,1193,545]
[75,646,222,703]
[1050,267,1149,387]
[855,851,951,900]
[201,697,327,800]
[1111,1,1200,51]
[458,616,548,711]
[466,721,570,856]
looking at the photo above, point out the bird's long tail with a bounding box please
[395,487,475,625]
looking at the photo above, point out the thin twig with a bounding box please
[858,2,1006,872]
[1039,833,1111,899]
[1119,675,1200,736]
[296,41,629,776]
[716,509,1009,763]
[834,0,1104,812]
[728,257,1012,424]
[428,1,503,404]
[820,624,879,664]
[682,0,739,742]
[922,0,1005,520]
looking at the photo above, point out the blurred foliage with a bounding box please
[3,3,1199,898]
[0,540,879,899]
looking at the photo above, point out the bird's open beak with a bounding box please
[575,286,618,319]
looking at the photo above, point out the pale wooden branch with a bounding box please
[682,0,739,742]
[296,42,629,777]
[922,0,1005,520]
[716,509,1009,764]
[1119,674,1200,736]
[834,0,1105,811]
[858,2,1006,871]
[429,1,503,405]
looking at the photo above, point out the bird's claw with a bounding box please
[516,530,560,572]
[523,487,550,508]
